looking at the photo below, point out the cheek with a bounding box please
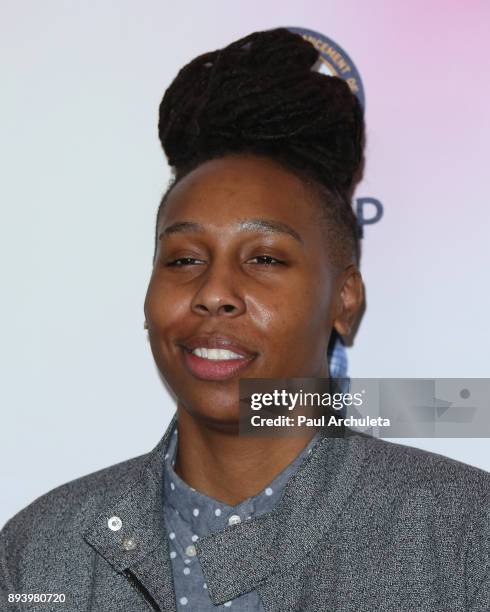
[145,278,183,325]
[248,283,332,356]
[285,294,327,346]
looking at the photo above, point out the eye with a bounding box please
[249,255,285,266]
[166,257,204,267]
[164,255,285,267]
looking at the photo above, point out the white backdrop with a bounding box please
[2,0,489,527]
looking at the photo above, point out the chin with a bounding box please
[182,401,241,428]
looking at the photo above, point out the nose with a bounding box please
[190,261,246,317]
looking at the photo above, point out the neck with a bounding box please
[173,404,318,506]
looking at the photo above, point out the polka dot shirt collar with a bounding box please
[163,420,323,536]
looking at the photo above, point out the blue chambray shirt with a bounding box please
[163,423,324,610]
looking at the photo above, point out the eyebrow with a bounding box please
[158,219,304,245]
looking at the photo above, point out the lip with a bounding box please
[180,335,258,358]
[178,335,258,381]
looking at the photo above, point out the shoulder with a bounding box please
[0,451,149,563]
[353,433,490,519]
[0,419,176,602]
[355,437,490,605]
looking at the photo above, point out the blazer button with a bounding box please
[228,514,241,526]
[108,516,122,531]
[123,537,137,551]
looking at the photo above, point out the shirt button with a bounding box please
[185,544,196,557]
[108,516,122,531]
[123,537,137,551]
[228,514,241,526]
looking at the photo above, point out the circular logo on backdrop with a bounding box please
[286,26,365,110]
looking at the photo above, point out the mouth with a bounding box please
[179,345,257,381]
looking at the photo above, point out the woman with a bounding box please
[1,28,488,612]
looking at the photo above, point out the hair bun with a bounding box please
[158,27,364,191]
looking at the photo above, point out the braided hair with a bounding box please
[154,27,365,267]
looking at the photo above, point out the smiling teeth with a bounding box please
[192,347,245,360]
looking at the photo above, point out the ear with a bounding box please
[332,265,365,337]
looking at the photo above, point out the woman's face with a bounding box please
[144,154,362,426]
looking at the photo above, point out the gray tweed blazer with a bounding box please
[1,413,489,611]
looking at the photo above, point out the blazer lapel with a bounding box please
[195,428,366,606]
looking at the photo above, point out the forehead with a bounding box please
[159,155,323,234]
